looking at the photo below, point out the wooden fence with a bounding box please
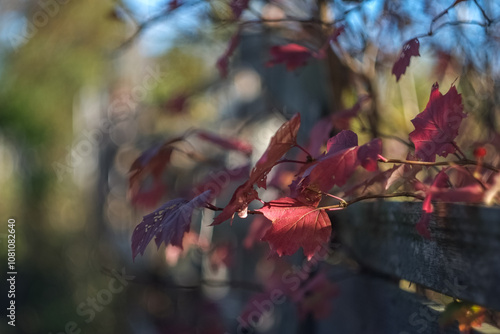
[324,201,500,334]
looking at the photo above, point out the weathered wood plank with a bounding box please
[320,273,500,334]
[333,201,500,310]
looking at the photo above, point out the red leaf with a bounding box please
[251,113,301,188]
[266,44,317,71]
[258,197,331,259]
[291,272,338,319]
[216,31,240,78]
[325,130,358,154]
[357,138,382,171]
[416,168,484,238]
[131,190,212,261]
[343,164,399,197]
[301,146,359,194]
[130,182,167,208]
[212,114,301,225]
[331,95,369,130]
[211,181,258,225]
[164,94,188,114]
[197,130,253,155]
[243,215,272,249]
[409,83,466,162]
[229,0,249,19]
[392,38,420,81]
[385,153,422,192]
[306,116,333,157]
[168,0,181,11]
[192,164,250,200]
[129,138,182,208]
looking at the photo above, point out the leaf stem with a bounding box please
[295,144,314,160]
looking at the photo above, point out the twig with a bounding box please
[379,158,499,173]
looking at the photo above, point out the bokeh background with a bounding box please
[0,0,499,333]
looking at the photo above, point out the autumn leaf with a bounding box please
[439,301,486,333]
[266,44,319,71]
[258,197,332,259]
[416,170,449,238]
[299,144,359,194]
[197,130,253,155]
[212,114,301,225]
[192,164,250,200]
[291,272,338,319]
[251,113,301,188]
[129,138,183,208]
[306,116,333,157]
[416,168,484,238]
[325,129,358,154]
[357,138,382,171]
[164,93,188,114]
[229,0,249,19]
[392,38,420,81]
[331,95,369,130]
[216,30,240,78]
[409,83,466,162]
[211,181,259,225]
[243,215,272,249]
[131,190,212,261]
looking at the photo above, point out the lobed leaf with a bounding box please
[258,197,331,259]
[409,83,466,162]
[131,190,212,260]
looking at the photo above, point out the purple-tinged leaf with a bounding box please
[131,190,212,260]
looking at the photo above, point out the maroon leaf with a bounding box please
[291,272,338,319]
[211,182,258,225]
[197,130,253,155]
[251,113,301,188]
[357,138,382,171]
[266,44,319,71]
[392,38,420,81]
[192,164,250,200]
[131,190,212,261]
[416,170,449,238]
[300,147,359,194]
[258,197,332,259]
[331,95,369,130]
[212,114,301,225]
[325,130,358,154]
[230,0,249,19]
[164,94,188,114]
[343,164,399,197]
[130,182,167,208]
[306,116,333,156]
[129,138,183,208]
[385,153,422,192]
[409,83,466,162]
[243,215,272,249]
[216,31,240,78]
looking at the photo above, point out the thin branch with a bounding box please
[295,144,313,159]
[274,159,309,165]
[204,203,263,215]
[379,158,499,173]
[473,0,493,25]
[320,192,425,211]
[452,142,467,160]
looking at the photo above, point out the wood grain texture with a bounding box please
[332,201,500,310]
[319,272,499,334]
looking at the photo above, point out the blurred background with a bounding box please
[0,0,499,333]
